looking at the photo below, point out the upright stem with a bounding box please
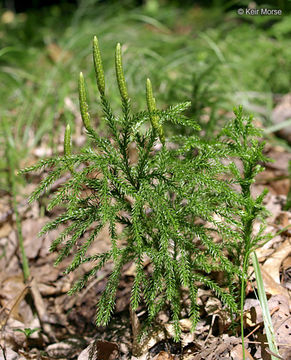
[5,129,30,282]
[240,182,254,360]
[240,250,250,360]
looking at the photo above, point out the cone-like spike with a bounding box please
[64,124,72,156]
[146,78,155,113]
[79,72,91,131]
[115,43,129,102]
[93,36,105,95]
[146,78,165,145]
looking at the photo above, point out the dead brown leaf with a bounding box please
[265,195,286,223]
[271,295,291,360]
[153,351,174,360]
[0,275,31,325]
[282,255,291,290]
[263,239,291,284]
[96,340,119,360]
[0,222,12,238]
[29,277,56,342]
[230,344,254,360]
[46,338,81,359]
[272,93,291,144]
[259,267,290,304]
[30,263,59,284]
[22,218,48,259]
[265,149,291,172]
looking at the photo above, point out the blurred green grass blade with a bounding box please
[0,46,22,58]
[199,33,225,63]
[264,118,291,134]
[251,251,280,360]
[128,13,170,33]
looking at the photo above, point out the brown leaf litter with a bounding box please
[0,146,290,359]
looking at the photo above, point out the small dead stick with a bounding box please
[29,277,56,342]
[204,314,218,345]
[0,285,30,330]
[0,344,7,360]
[0,278,56,343]
[244,341,291,347]
[0,285,30,360]
[245,306,280,339]
[264,349,284,360]
[129,303,142,357]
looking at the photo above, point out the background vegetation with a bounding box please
[1,0,290,190]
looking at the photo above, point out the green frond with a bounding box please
[64,223,104,274]
[189,282,200,333]
[39,206,97,235]
[68,250,114,295]
[54,216,97,266]
[193,274,237,312]
[95,248,130,326]
[28,165,67,203]
[130,257,144,311]
[19,156,66,174]
[49,222,80,252]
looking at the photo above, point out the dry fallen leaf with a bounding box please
[0,346,20,360]
[153,351,174,360]
[179,318,192,332]
[271,295,291,360]
[30,263,59,284]
[0,222,12,238]
[0,276,31,326]
[230,344,254,360]
[96,340,119,360]
[265,195,286,223]
[22,218,48,259]
[282,255,291,290]
[263,239,291,284]
[272,93,291,144]
[78,340,119,360]
[46,339,81,359]
[259,268,290,307]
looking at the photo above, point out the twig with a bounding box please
[244,340,291,347]
[245,306,280,339]
[29,277,56,342]
[130,303,141,357]
[265,349,285,360]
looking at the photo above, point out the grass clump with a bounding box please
[20,37,272,348]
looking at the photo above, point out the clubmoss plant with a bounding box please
[216,107,272,356]
[20,37,271,346]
